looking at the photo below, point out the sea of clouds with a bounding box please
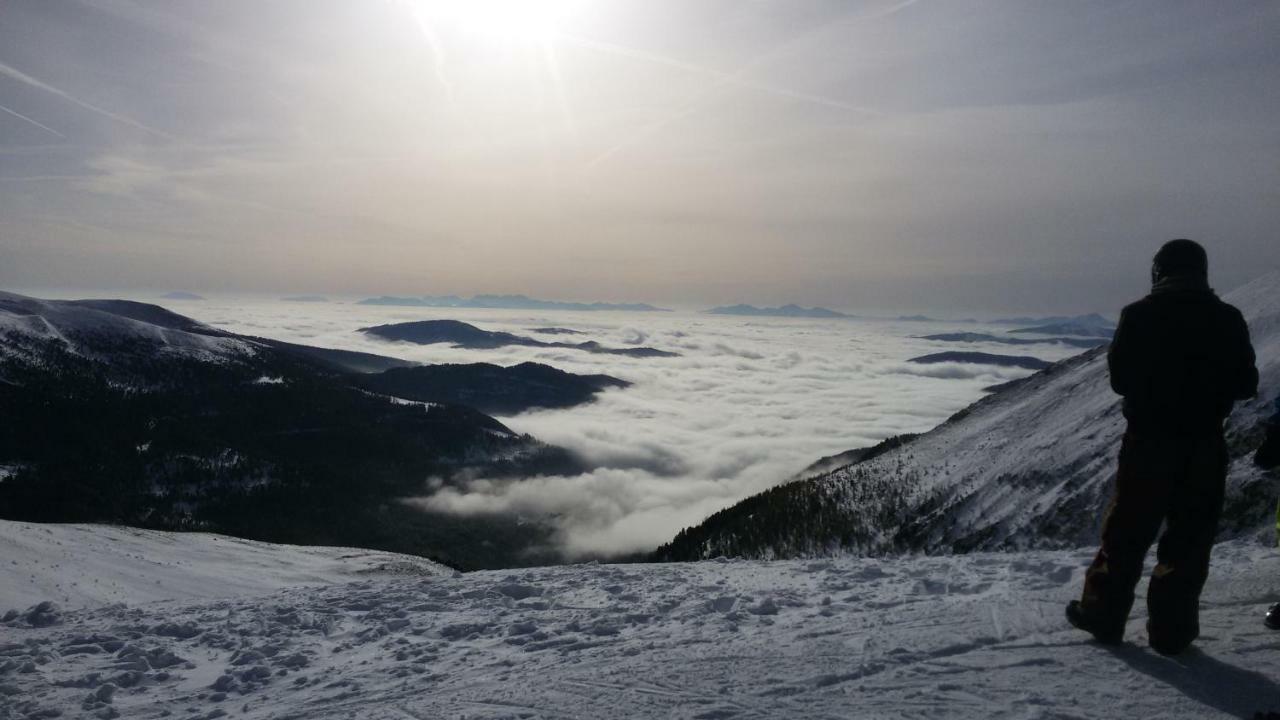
[165,297,1085,559]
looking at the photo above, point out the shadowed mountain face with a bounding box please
[529,327,585,336]
[654,272,1279,563]
[907,351,1052,370]
[360,320,679,358]
[0,292,587,570]
[67,299,219,334]
[354,362,629,416]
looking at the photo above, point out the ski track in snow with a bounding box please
[3,528,1279,719]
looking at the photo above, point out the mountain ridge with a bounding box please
[0,291,590,569]
[360,319,679,358]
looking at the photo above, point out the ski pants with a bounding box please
[1079,425,1227,650]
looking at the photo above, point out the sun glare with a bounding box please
[425,0,586,44]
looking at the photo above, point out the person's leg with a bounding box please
[1271,492,1280,629]
[1147,431,1227,654]
[1077,430,1169,639]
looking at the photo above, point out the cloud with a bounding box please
[4,3,1278,307]
[160,299,1082,558]
[885,362,1029,381]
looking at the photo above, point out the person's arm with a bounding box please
[1227,307,1258,401]
[1107,307,1136,397]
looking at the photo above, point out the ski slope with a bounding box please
[0,521,450,611]
[3,524,1279,718]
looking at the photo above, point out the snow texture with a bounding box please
[2,523,1278,718]
[0,521,449,611]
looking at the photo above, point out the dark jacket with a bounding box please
[1108,285,1257,430]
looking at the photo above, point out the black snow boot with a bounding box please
[1267,603,1280,630]
[1146,620,1197,656]
[1066,601,1123,645]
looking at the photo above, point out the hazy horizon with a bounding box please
[3,285,1128,320]
[3,1,1279,314]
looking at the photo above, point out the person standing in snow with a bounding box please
[1256,396,1280,629]
[1068,239,1258,655]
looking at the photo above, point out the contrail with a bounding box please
[579,0,921,168]
[0,60,175,140]
[0,102,65,138]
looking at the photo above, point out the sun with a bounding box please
[424,0,586,45]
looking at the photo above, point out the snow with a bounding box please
[0,521,450,611]
[0,291,255,362]
[3,522,1279,718]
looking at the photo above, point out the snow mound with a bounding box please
[2,527,1278,718]
[0,520,450,611]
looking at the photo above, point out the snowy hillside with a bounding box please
[0,521,449,612]
[0,292,253,363]
[3,524,1278,718]
[0,291,582,569]
[658,271,1280,560]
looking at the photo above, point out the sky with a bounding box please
[1,0,1278,315]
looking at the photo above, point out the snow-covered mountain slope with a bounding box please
[658,272,1280,561]
[0,291,582,570]
[0,521,449,612]
[3,527,1278,719]
[0,291,253,363]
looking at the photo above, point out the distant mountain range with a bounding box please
[161,291,204,301]
[990,312,1113,326]
[529,327,585,335]
[1009,319,1116,338]
[0,291,640,569]
[358,294,669,312]
[907,351,1052,370]
[705,304,850,319]
[281,295,328,303]
[360,319,679,358]
[654,272,1278,562]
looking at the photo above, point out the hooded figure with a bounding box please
[1067,239,1258,654]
